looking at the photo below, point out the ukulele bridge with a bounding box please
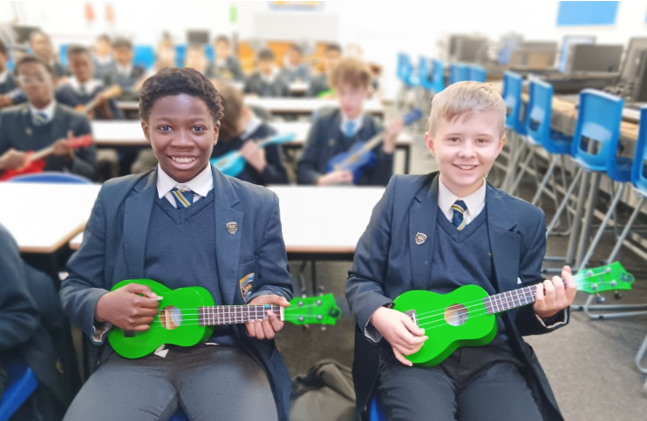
[404,310,417,325]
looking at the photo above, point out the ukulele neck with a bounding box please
[196,305,283,325]
[483,280,567,315]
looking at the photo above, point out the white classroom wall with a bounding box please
[2,1,647,99]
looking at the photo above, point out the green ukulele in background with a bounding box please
[108,279,342,359]
[394,262,633,366]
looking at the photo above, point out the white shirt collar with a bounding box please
[156,163,214,202]
[438,176,487,224]
[29,100,57,123]
[261,67,279,83]
[116,63,132,75]
[95,55,114,66]
[340,113,364,137]
[241,110,263,141]
[0,70,8,84]
[68,77,103,95]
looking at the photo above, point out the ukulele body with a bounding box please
[326,141,377,184]
[393,285,497,366]
[0,154,46,181]
[107,279,215,359]
[211,151,245,177]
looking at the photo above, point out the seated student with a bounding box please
[307,43,342,98]
[104,38,146,97]
[0,39,17,109]
[211,34,245,81]
[93,34,116,81]
[29,30,68,81]
[56,45,123,120]
[297,57,402,187]
[0,55,96,180]
[0,222,78,420]
[59,67,293,421]
[212,82,289,185]
[184,43,210,77]
[132,36,177,93]
[346,82,576,421]
[279,44,310,84]
[243,49,289,98]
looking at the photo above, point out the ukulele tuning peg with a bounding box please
[614,291,623,300]
[320,326,327,332]
[318,286,326,296]
[595,294,606,304]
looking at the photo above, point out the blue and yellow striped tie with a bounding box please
[452,200,467,231]
[171,188,195,209]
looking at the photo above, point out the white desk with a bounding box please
[117,97,385,116]
[70,186,384,257]
[91,121,414,173]
[0,183,101,253]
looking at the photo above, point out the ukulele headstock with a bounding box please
[285,294,342,326]
[575,262,634,294]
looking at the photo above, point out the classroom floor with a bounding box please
[275,128,647,421]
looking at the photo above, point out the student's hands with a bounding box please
[240,140,267,172]
[0,148,28,170]
[0,95,13,108]
[370,306,428,367]
[245,295,290,340]
[317,170,353,186]
[95,283,160,332]
[52,130,75,161]
[534,266,577,319]
[382,119,404,155]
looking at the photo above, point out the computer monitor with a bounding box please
[498,34,523,65]
[509,42,558,69]
[187,30,209,44]
[566,44,623,73]
[558,35,595,73]
[619,38,647,86]
[632,50,647,101]
[13,25,40,44]
[455,37,488,62]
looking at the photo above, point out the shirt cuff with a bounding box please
[91,321,113,344]
[363,303,394,343]
[535,308,568,329]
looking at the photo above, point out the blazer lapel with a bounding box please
[212,167,244,305]
[486,184,520,292]
[409,175,439,291]
[123,171,157,279]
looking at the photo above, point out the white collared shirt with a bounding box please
[156,163,214,208]
[68,77,103,95]
[340,114,364,137]
[261,67,279,83]
[29,100,57,123]
[116,64,133,76]
[0,70,8,84]
[240,110,262,141]
[438,176,487,225]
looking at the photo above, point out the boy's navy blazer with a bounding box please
[346,173,567,421]
[59,166,294,421]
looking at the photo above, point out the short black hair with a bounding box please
[0,39,7,56]
[289,44,303,55]
[14,55,53,76]
[214,35,230,46]
[139,67,224,123]
[112,38,133,50]
[258,48,275,61]
[67,45,91,59]
[326,43,342,54]
[97,34,111,43]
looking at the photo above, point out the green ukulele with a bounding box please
[394,263,633,366]
[108,279,342,359]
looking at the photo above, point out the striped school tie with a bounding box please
[452,200,467,231]
[32,111,48,126]
[171,188,195,209]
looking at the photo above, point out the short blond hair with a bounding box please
[427,81,506,137]
[330,57,371,89]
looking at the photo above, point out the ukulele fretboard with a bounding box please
[483,279,568,315]
[197,305,282,325]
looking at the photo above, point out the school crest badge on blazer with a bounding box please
[415,232,427,245]
[226,221,238,234]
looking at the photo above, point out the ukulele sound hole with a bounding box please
[444,304,469,326]
[159,306,182,330]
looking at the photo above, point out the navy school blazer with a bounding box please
[346,173,567,421]
[59,166,293,421]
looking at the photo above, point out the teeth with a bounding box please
[172,157,195,164]
[457,165,475,170]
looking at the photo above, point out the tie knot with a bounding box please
[345,121,356,138]
[451,200,467,231]
[171,187,195,209]
[452,200,467,214]
[32,111,48,126]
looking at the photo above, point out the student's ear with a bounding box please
[496,135,506,155]
[141,120,151,144]
[213,120,220,145]
[425,131,436,158]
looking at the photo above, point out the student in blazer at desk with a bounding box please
[243,49,290,98]
[211,35,245,82]
[0,55,96,180]
[346,82,576,421]
[297,57,402,186]
[59,68,292,421]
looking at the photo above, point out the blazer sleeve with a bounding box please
[67,114,97,180]
[0,226,40,352]
[346,177,397,338]
[369,148,394,186]
[229,57,245,81]
[296,117,326,185]
[260,143,289,185]
[247,192,293,302]
[514,210,569,336]
[59,186,111,341]
[0,111,10,157]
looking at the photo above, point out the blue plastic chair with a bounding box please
[369,396,387,421]
[0,363,39,421]
[431,59,445,94]
[499,72,527,191]
[418,56,433,91]
[168,409,189,421]
[7,172,92,184]
[468,65,486,83]
[133,45,155,70]
[175,44,215,69]
[59,44,69,68]
[449,63,468,85]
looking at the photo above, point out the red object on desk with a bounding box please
[0,134,93,181]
